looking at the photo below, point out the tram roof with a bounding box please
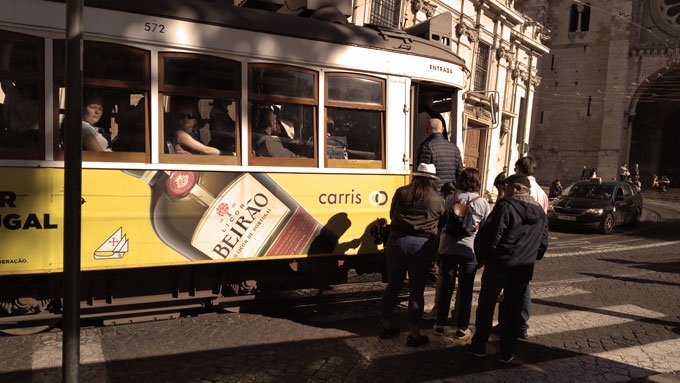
[63,0,466,70]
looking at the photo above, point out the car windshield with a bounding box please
[564,183,615,199]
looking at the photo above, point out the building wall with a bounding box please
[392,0,549,195]
[528,0,680,186]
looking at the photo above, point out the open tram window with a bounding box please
[325,73,385,168]
[249,64,317,166]
[53,40,149,162]
[0,30,44,160]
[159,52,240,165]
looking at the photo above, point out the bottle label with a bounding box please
[266,206,322,256]
[192,173,296,259]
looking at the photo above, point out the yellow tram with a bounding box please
[0,0,467,333]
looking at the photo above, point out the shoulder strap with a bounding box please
[455,194,482,205]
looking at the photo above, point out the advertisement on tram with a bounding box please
[0,167,403,275]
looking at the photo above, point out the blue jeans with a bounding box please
[470,265,533,357]
[499,284,531,332]
[435,254,478,330]
[381,233,436,326]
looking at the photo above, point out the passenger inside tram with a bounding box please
[171,100,220,155]
[110,93,146,152]
[0,41,39,148]
[252,106,303,158]
[325,107,378,160]
[271,105,295,139]
[81,92,112,152]
[207,98,237,154]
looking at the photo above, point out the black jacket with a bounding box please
[389,184,444,238]
[473,193,548,269]
[416,133,463,191]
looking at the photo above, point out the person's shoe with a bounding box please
[379,327,400,339]
[518,330,528,339]
[464,343,486,357]
[491,324,501,334]
[422,309,437,320]
[434,325,446,336]
[454,328,472,340]
[406,334,429,347]
[499,353,514,364]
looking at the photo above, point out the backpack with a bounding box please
[445,194,482,238]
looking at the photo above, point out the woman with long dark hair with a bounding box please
[434,167,490,340]
[379,163,444,347]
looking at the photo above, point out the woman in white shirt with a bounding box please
[82,93,111,151]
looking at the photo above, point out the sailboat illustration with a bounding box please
[94,227,129,259]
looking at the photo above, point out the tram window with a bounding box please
[250,66,315,99]
[0,31,43,160]
[249,64,317,166]
[325,74,385,168]
[162,54,239,93]
[159,53,240,164]
[53,41,150,162]
[54,41,148,87]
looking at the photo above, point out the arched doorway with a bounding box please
[629,67,680,187]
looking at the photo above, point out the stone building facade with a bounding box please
[352,0,549,195]
[522,0,680,186]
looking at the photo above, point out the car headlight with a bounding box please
[584,208,604,215]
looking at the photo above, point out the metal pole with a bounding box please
[520,54,533,156]
[63,0,83,382]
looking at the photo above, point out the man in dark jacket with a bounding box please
[467,174,549,363]
[416,118,463,191]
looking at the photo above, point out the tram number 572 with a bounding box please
[144,21,165,33]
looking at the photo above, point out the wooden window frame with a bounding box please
[248,64,318,167]
[53,40,150,162]
[325,73,386,169]
[158,52,241,165]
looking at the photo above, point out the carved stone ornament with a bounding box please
[522,20,551,44]
[471,0,485,11]
[537,27,551,43]
[411,0,437,18]
[511,66,521,80]
[650,0,680,36]
[455,21,479,42]
[495,45,515,64]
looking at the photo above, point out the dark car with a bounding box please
[547,178,643,234]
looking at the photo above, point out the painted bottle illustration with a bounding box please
[124,170,337,261]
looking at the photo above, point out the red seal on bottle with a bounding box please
[166,171,198,197]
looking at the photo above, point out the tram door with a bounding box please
[410,84,458,169]
[463,120,487,169]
